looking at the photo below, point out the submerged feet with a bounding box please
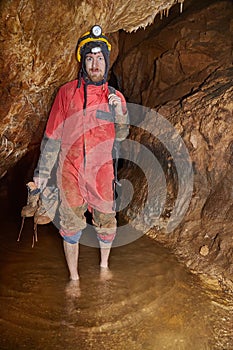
[65,279,81,299]
[69,266,113,283]
[70,273,79,281]
[100,266,113,281]
[69,266,113,282]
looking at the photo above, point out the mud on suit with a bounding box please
[34,79,129,244]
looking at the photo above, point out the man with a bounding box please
[33,25,129,280]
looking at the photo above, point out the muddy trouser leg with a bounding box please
[92,209,117,244]
[92,209,116,268]
[59,203,88,243]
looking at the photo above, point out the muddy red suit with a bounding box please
[35,78,128,243]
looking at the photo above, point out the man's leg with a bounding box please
[92,210,116,269]
[59,204,87,280]
[62,231,83,280]
[63,240,80,280]
[99,241,112,268]
[99,241,113,281]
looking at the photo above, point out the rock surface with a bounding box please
[116,0,233,292]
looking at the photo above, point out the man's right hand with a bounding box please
[33,177,48,191]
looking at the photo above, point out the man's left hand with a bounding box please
[108,93,124,116]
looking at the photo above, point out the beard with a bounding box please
[86,68,105,83]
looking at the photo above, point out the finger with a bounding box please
[108,95,117,105]
[108,93,115,99]
[108,95,121,106]
[33,177,40,188]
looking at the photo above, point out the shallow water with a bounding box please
[0,214,233,350]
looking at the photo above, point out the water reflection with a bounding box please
[0,218,232,349]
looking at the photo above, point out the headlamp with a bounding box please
[91,25,102,38]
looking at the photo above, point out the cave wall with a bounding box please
[115,0,233,291]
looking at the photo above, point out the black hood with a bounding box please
[78,41,110,87]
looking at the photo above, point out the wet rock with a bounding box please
[118,0,233,292]
[199,245,209,257]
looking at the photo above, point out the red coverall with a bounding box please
[40,79,128,243]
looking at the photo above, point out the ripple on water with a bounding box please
[0,225,233,350]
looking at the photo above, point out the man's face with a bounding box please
[85,52,106,83]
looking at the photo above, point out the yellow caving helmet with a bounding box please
[76,25,111,62]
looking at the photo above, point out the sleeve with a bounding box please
[114,90,130,141]
[33,134,61,179]
[34,86,67,179]
[45,86,67,139]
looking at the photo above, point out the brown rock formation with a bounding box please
[115,0,233,291]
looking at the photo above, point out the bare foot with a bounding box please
[65,279,81,298]
[100,262,108,268]
[69,274,79,281]
[100,266,113,282]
